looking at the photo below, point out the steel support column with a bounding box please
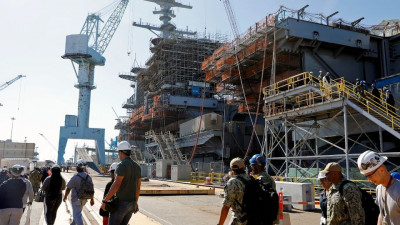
[344,105,350,179]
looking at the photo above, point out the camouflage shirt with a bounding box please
[257,171,276,191]
[223,173,251,225]
[29,170,42,186]
[327,178,365,225]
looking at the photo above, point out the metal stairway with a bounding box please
[262,72,400,178]
[263,72,400,137]
[168,132,188,165]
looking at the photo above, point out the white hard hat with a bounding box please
[357,150,387,174]
[317,172,326,179]
[77,159,87,168]
[10,164,24,176]
[110,162,119,171]
[117,141,131,151]
[52,164,60,169]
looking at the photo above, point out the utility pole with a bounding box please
[10,117,15,141]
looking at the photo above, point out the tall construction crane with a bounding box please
[221,0,240,39]
[58,0,130,165]
[0,75,26,106]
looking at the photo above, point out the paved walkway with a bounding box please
[19,172,159,225]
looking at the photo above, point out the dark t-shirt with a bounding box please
[99,178,114,217]
[115,158,141,202]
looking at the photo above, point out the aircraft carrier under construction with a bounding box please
[113,1,400,180]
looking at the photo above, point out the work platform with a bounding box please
[263,72,400,179]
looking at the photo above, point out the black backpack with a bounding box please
[339,180,379,225]
[77,174,94,199]
[236,176,279,225]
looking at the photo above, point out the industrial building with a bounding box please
[112,3,400,178]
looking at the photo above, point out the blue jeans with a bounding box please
[108,201,135,225]
[70,199,87,225]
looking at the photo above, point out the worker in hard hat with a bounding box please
[249,154,276,190]
[249,154,278,224]
[357,151,400,224]
[99,162,118,225]
[0,165,29,224]
[101,141,141,225]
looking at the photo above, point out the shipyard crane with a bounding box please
[58,0,129,166]
[220,0,264,158]
[0,75,26,106]
[221,0,240,39]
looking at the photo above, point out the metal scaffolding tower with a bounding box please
[263,72,400,180]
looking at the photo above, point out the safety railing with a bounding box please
[190,172,225,184]
[263,72,400,130]
[339,78,400,130]
[263,72,319,96]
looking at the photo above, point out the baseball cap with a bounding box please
[230,157,245,170]
[320,162,342,174]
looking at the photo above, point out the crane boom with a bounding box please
[80,0,130,55]
[222,0,240,39]
[0,75,26,91]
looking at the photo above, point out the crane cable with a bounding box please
[244,34,268,158]
[188,81,207,165]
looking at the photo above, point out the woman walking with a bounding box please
[41,165,66,225]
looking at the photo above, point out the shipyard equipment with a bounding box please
[0,75,26,106]
[57,0,129,165]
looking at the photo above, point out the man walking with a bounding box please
[29,167,42,195]
[249,154,278,224]
[63,160,95,225]
[218,157,250,225]
[249,154,275,190]
[101,141,141,225]
[19,167,34,212]
[0,165,27,225]
[358,151,400,225]
[320,162,365,225]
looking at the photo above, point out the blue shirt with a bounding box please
[0,178,26,209]
[66,172,93,202]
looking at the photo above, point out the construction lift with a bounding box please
[57,0,129,166]
[0,75,26,106]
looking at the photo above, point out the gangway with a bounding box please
[262,72,400,178]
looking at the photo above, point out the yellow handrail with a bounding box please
[263,73,400,130]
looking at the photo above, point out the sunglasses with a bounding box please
[366,168,379,178]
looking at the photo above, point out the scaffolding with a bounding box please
[201,11,301,114]
[262,72,400,181]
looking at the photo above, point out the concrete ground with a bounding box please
[21,171,322,225]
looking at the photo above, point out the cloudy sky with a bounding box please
[0,0,397,162]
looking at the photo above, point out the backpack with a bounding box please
[236,176,279,225]
[77,174,94,199]
[339,180,379,225]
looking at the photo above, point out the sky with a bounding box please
[0,0,398,162]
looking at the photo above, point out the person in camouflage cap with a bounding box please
[218,157,251,225]
[0,168,9,185]
[321,162,365,225]
[29,167,42,195]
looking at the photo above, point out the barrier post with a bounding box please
[279,192,283,225]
